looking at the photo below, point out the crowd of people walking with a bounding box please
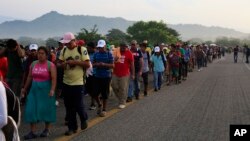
[0,32,231,140]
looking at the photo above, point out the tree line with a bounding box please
[16,21,180,48]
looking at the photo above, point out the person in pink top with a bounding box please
[21,46,57,140]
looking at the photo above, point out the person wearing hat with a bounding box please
[150,46,166,91]
[92,40,114,117]
[127,40,143,101]
[57,32,90,135]
[112,42,134,109]
[21,44,38,105]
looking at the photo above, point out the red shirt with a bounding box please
[113,50,134,77]
[0,57,8,81]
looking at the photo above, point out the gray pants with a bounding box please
[111,75,129,105]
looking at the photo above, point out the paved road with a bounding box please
[70,54,250,141]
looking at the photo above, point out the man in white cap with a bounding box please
[57,32,90,135]
[21,44,38,104]
[92,39,114,117]
[150,46,166,91]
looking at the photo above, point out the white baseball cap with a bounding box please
[29,44,38,51]
[154,46,160,52]
[97,40,106,48]
[61,32,75,44]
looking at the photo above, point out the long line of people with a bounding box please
[0,32,224,140]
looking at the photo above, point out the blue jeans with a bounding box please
[128,73,140,98]
[128,77,134,98]
[153,71,163,89]
[197,59,202,69]
[234,54,238,63]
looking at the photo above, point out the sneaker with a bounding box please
[40,129,50,137]
[64,121,68,126]
[144,91,147,96]
[154,88,158,92]
[55,100,59,106]
[126,97,132,103]
[198,69,201,72]
[24,131,38,140]
[81,120,88,130]
[89,105,96,110]
[99,111,107,117]
[118,104,126,109]
[97,105,102,115]
[64,130,77,136]
[135,95,139,100]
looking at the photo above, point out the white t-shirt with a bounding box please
[0,81,7,141]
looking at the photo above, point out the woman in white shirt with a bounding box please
[0,80,7,141]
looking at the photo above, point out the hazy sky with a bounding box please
[1,0,250,32]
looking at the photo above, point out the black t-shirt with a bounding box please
[234,47,239,55]
[131,49,142,73]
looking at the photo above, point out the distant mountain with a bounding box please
[0,11,249,41]
[169,24,249,41]
[0,16,15,24]
[0,11,134,39]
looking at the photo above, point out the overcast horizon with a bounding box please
[1,0,250,33]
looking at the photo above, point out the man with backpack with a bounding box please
[57,32,90,136]
[21,44,38,105]
[151,46,166,91]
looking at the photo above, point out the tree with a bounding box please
[46,38,59,48]
[127,21,180,45]
[204,40,213,45]
[215,37,241,47]
[188,38,204,44]
[106,29,129,46]
[18,37,46,47]
[76,25,104,43]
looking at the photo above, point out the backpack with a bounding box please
[2,116,20,141]
[170,54,179,66]
[2,81,21,127]
[62,46,88,83]
[152,51,166,68]
[62,46,83,56]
